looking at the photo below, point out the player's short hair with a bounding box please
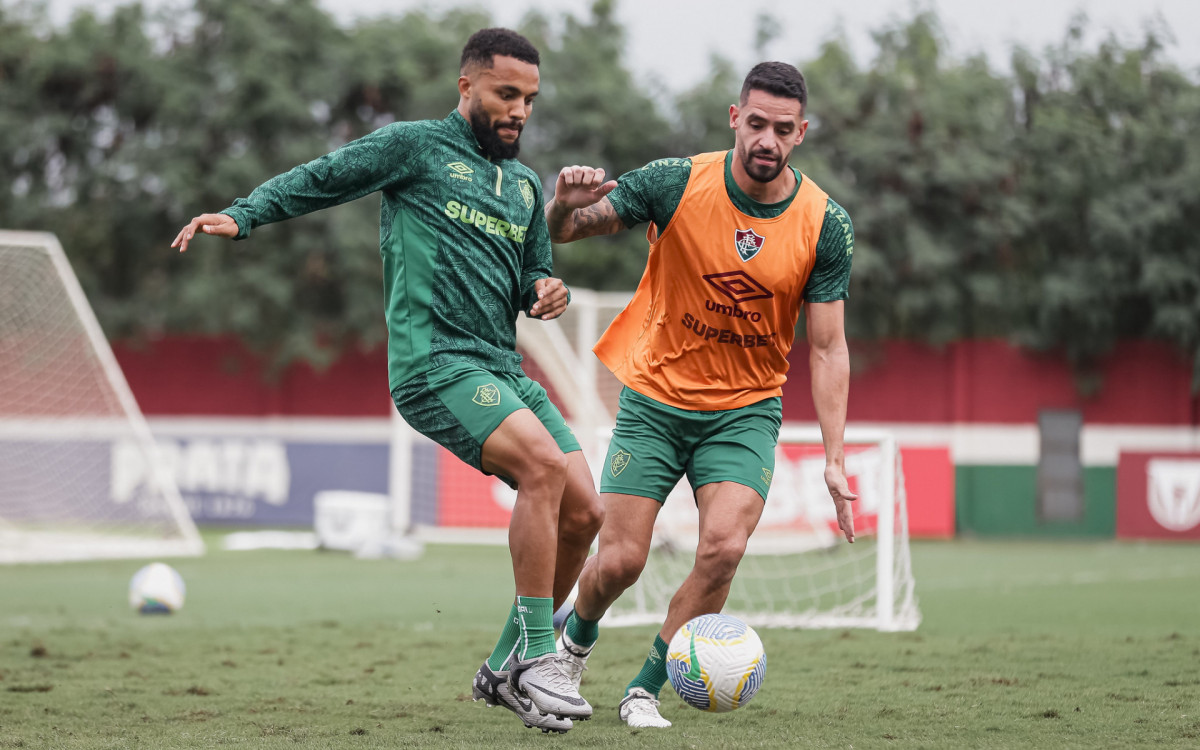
[460,28,540,73]
[740,62,807,111]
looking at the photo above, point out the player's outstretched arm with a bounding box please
[171,213,239,253]
[544,165,622,243]
[806,300,858,543]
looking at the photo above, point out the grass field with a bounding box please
[2,536,1198,749]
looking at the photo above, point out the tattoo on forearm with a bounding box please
[575,202,617,234]
[552,199,623,242]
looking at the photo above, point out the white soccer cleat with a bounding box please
[472,661,573,734]
[509,653,593,720]
[555,630,594,690]
[619,687,672,728]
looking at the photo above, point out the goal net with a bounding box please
[0,231,204,563]
[390,288,918,630]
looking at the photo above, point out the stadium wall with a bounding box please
[112,337,1199,536]
[778,340,1198,537]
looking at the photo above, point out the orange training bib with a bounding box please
[594,151,828,410]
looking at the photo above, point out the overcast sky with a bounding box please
[44,0,1200,91]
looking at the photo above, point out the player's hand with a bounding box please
[528,277,569,321]
[171,213,239,253]
[825,464,858,543]
[552,166,617,211]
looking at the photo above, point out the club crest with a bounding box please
[734,228,765,262]
[472,383,501,407]
[610,449,632,477]
[518,178,535,210]
[1147,459,1200,531]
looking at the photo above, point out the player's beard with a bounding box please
[738,144,787,183]
[468,99,523,160]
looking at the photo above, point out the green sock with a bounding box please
[564,608,600,648]
[486,604,520,671]
[515,596,555,661]
[625,634,669,697]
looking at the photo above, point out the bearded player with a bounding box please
[172,29,601,734]
[543,61,856,727]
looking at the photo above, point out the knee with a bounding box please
[596,546,646,592]
[695,536,748,584]
[566,491,604,540]
[514,446,569,490]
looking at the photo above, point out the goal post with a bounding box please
[0,231,204,563]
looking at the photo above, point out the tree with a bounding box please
[801,13,1026,344]
[520,0,677,290]
[2,2,1196,388]
[1011,19,1200,387]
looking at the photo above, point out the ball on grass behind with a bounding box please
[128,562,186,614]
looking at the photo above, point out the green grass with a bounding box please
[1,538,1198,749]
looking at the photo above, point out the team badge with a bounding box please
[610,449,632,477]
[472,383,501,407]
[1147,459,1200,531]
[734,228,765,262]
[518,179,535,209]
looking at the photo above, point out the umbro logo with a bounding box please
[446,161,474,181]
[702,270,773,303]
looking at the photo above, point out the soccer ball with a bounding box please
[666,613,767,712]
[128,562,186,614]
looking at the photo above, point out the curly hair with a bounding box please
[460,28,540,72]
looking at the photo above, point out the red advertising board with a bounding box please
[436,449,514,528]
[1116,451,1200,540]
[900,447,955,539]
[433,444,955,538]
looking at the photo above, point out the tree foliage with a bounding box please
[1,1,1197,386]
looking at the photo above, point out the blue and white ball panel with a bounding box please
[666,656,714,711]
[736,651,767,705]
[691,613,752,641]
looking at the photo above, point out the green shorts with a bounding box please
[391,362,580,483]
[601,387,782,502]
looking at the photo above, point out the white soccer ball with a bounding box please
[128,562,186,614]
[666,613,767,712]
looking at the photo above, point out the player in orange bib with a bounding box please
[544,62,857,727]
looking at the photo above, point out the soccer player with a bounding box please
[543,61,857,728]
[171,28,600,734]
